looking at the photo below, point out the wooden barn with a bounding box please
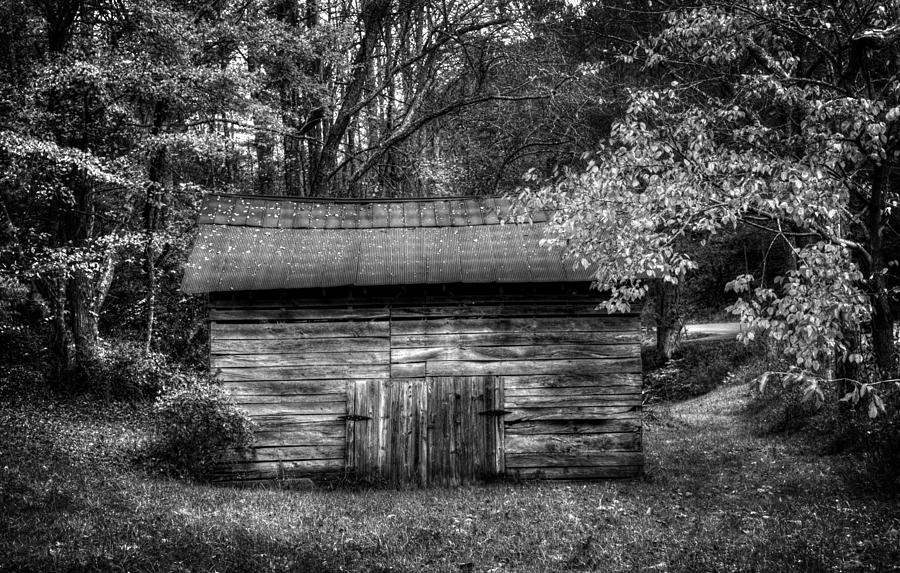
[182,193,643,486]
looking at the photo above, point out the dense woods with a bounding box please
[0,0,897,480]
[0,0,629,378]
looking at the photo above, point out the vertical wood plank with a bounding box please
[497,375,506,475]
[345,380,356,478]
[416,379,427,485]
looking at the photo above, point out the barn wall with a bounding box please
[208,284,642,483]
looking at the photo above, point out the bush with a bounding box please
[80,341,195,401]
[151,382,255,479]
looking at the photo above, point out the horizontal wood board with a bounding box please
[209,295,642,482]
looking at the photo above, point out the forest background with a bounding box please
[0,0,898,475]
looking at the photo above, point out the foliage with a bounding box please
[150,382,255,479]
[728,243,870,372]
[78,341,196,402]
[517,0,900,398]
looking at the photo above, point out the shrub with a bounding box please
[151,382,255,479]
[80,341,194,401]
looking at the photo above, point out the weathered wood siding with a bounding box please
[208,285,642,484]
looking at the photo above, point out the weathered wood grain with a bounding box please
[503,394,642,408]
[504,419,641,435]
[212,337,389,354]
[232,393,344,404]
[211,321,389,340]
[390,331,640,348]
[391,344,638,363]
[504,385,638,398]
[425,358,642,377]
[391,316,639,335]
[224,444,345,462]
[213,351,389,368]
[254,426,345,447]
[503,373,641,390]
[210,308,389,321]
[505,451,644,468]
[217,364,390,381]
[249,413,349,425]
[504,405,640,422]
[505,432,641,454]
[389,304,611,319]
[238,401,345,417]
[223,379,348,396]
[391,363,425,378]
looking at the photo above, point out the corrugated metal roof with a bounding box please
[197,193,515,230]
[183,194,593,293]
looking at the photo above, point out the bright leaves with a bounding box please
[516,0,899,413]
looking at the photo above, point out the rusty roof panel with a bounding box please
[289,202,307,228]
[196,194,548,230]
[419,202,436,227]
[276,202,293,228]
[433,200,451,226]
[450,200,468,226]
[372,203,389,227]
[262,201,279,228]
[356,203,372,229]
[357,228,388,285]
[402,202,420,228]
[341,203,359,229]
[306,203,326,229]
[464,198,483,225]
[494,225,532,282]
[324,203,342,229]
[182,194,585,293]
[456,226,484,283]
[520,224,568,282]
[427,227,462,283]
[183,222,590,293]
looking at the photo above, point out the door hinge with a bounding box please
[339,414,372,421]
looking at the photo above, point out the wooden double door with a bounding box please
[345,376,505,486]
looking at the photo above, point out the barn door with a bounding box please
[344,376,505,486]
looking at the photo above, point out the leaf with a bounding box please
[868,401,878,419]
[873,394,885,415]
[757,372,770,393]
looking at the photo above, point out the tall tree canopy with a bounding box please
[0,0,615,377]
[518,0,899,388]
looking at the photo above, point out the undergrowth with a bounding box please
[642,338,768,404]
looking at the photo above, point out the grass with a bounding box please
[2,376,900,571]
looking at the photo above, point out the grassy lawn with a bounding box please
[2,380,899,572]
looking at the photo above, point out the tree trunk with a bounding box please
[247,54,278,194]
[42,276,73,380]
[144,102,171,353]
[655,279,682,362]
[310,0,391,194]
[277,0,305,196]
[834,327,860,396]
[67,268,100,369]
[870,286,896,375]
[863,164,897,375]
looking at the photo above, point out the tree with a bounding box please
[0,0,268,377]
[517,0,899,393]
